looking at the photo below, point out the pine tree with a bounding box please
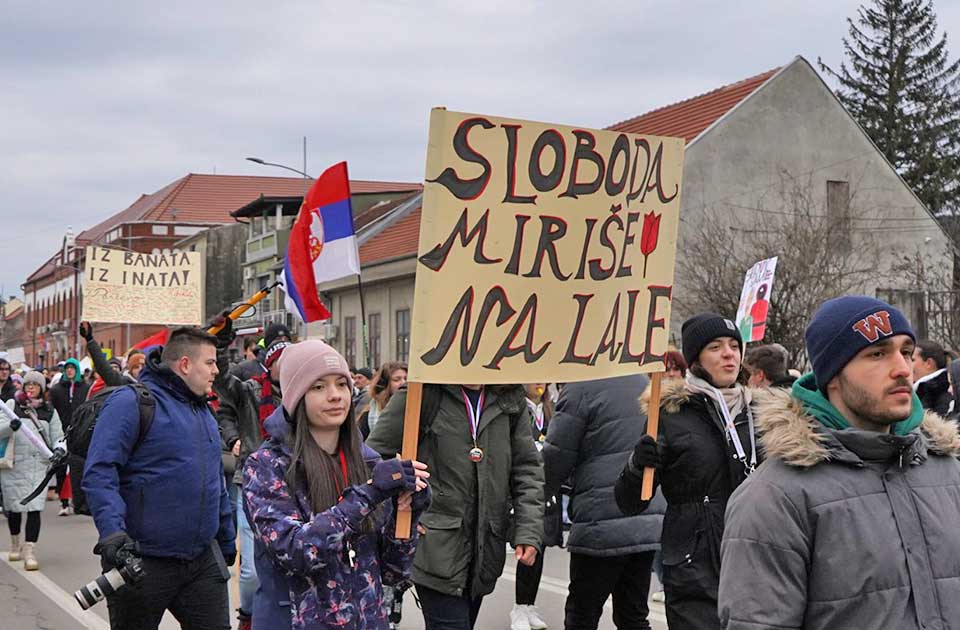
[820,0,960,214]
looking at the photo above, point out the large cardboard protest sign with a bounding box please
[81,246,203,325]
[735,256,778,343]
[408,109,685,384]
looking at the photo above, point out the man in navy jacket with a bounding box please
[84,327,236,630]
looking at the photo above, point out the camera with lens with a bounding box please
[74,542,146,610]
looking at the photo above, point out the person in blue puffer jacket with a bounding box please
[84,327,236,630]
[243,340,431,630]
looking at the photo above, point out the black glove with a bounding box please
[211,311,235,349]
[630,435,662,470]
[95,531,135,569]
[9,418,20,432]
[223,551,236,566]
[368,458,416,501]
[79,321,94,342]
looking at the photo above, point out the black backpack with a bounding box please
[66,383,156,459]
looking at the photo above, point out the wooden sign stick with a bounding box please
[641,372,664,501]
[395,381,424,539]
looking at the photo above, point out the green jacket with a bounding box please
[367,384,544,598]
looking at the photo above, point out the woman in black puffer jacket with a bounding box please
[615,313,760,630]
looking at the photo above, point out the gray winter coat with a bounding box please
[719,387,960,630]
[543,375,666,556]
[0,400,63,512]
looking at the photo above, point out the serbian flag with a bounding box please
[129,327,169,353]
[280,162,360,322]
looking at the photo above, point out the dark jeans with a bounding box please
[416,583,484,630]
[565,550,654,630]
[516,547,546,605]
[102,544,230,630]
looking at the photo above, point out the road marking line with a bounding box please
[0,555,110,630]
[501,566,668,625]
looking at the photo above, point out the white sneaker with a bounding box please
[510,604,532,630]
[525,605,548,629]
[651,590,665,603]
[58,506,72,516]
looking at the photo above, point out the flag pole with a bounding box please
[357,274,371,368]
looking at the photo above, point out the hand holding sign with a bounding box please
[395,109,686,537]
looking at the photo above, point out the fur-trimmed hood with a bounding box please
[639,377,691,416]
[639,377,759,416]
[753,387,960,468]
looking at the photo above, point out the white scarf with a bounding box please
[685,374,757,474]
[685,374,751,419]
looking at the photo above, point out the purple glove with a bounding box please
[368,458,416,501]
[411,484,432,513]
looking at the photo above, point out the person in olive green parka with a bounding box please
[367,383,544,630]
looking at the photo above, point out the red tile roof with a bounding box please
[360,208,423,265]
[27,174,421,284]
[355,192,421,231]
[77,174,421,245]
[24,256,59,285]
[607,68,779,142]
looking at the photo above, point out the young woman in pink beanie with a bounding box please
[243,340,431,630]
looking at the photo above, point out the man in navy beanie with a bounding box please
[718,296,960,630]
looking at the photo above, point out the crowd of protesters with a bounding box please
[0,293,958,629]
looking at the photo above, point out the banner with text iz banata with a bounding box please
[81,245,203,326]
[409,108,685,384]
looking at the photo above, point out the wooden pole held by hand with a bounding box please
[395,381,423,539]
[207,281,281,335]
[641,372,664,501]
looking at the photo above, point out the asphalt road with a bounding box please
[0,501,666,629]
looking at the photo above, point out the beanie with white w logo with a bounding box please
[805,296,915,393]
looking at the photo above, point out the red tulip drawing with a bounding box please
[640,211,661,278]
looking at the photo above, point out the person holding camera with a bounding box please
[83,327,236,630]
[243,340,431,629]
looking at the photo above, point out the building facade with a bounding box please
[230,183,422,343]
[21,174,321,367]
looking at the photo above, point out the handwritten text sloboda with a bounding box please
[409,109,685,384]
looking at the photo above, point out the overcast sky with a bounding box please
[4,0,960,299]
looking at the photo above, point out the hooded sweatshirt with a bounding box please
[48,358,90,430]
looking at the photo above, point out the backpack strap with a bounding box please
[126,383,156,452]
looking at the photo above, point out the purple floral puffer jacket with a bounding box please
[243,409,427,630]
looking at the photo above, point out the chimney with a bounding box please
[62,226,76,264]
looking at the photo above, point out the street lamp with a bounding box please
[245,157,313,180]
